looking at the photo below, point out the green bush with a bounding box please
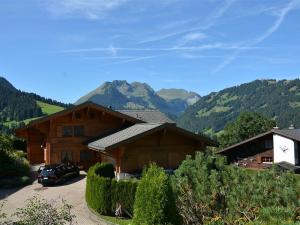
[173,152,299,225]
[94,162,115,179]
[111,179,138,216]
[133,164,179,225]
[0,135,30,178]
[0,176,31,188]
[86,163,137,217]
[86,164,112,215]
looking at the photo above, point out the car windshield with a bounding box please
[40,169,55,176]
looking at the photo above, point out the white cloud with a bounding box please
[139,0,237,44]
[213,0,300,73]
[45,0,129,20]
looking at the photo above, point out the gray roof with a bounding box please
[117,110,174,124]
[273,128,300,142]
[88,123,163,151]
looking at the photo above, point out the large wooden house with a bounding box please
[16,102,216,177]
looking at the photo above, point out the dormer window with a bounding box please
[75,112,81,119]
[265,140,273,149]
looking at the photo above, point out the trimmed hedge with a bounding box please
[111,179,138,216]
[133,164,180,225]
[86,163,137,216]
[94,162,115,179]
[86,164,112,215]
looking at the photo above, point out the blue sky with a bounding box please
[1,0,300,103]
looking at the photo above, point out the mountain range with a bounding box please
[75,80,200,118]
[1,77,300,137]
[177,79,300,135]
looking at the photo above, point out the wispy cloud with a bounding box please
[45,0,129,20]
[57,43,257,53]
[139,0,237,44]
[213,0,300,73]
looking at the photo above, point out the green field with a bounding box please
[2,101,64,128]
[36,101,64,115]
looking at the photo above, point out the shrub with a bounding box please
[111,179,138,216]
[14,195,75,225]
[173,152,299,225]
[86,162,138,217]
[133,164,179,225]
[86,164,112,215]
[94,162,115,179]
[0,135,30,178]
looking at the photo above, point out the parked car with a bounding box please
[38,164,80,186]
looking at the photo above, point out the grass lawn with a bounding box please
[36,101,64,115]
[295,174,300,190]
[101,215,132,225]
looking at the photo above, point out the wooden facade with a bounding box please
[219,133,274,169]
[100,128,205,173]
[16,103,136,168]
[16,102,214,172]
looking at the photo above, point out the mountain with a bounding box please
[0,77,70,133]
[75,80,199,117]
[177,79,300,135]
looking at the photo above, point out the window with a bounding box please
[74,125,85,137]
[80,151,94,161]
[89,112,95,119]
[261,156,273,164]
[61,151,72,163]
[62,126,73,137]
[265,140,273,149]
[75,112,81,119]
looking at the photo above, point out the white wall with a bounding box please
[273,134,296,165]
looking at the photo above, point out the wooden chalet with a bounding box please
[219,127,300,171]
[16,102,216,176]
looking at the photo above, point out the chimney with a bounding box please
[289,124,295,129]
[273,125,280,130]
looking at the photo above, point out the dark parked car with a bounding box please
[38,164,80,186]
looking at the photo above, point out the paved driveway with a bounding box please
[0,171,110,225]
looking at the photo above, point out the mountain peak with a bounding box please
[0,76,16,91]
[74,80,200,117]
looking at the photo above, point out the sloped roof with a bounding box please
[219,128,300,154]
[117,110,174,124]
[88,123,163,151]
[16,102,142,134]
[273,128,300,142]
[88,123,217,151]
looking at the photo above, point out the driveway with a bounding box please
[0,171,110,225]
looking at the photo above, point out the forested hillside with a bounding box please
[177,79,300,134]
[0,77,70,133]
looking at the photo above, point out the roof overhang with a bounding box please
[88,123,218,152]
[15,102,143,137]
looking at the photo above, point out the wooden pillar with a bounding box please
[116,147,125,174]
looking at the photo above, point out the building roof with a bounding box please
[16,102,143,133]
[273,128,300,142]
[218,128,300,154]
[117,110,174,124]
[88,123,163,151]
[88,123,217,151]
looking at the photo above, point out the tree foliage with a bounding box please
[133,164,179,225]
[172,152,299,225]
[218,112,276,148]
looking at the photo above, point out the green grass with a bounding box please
[2,101,64,128]
[197,106,231,118]
[101,215,132,225]
[295,174,300,190]
[36,101,64,115]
